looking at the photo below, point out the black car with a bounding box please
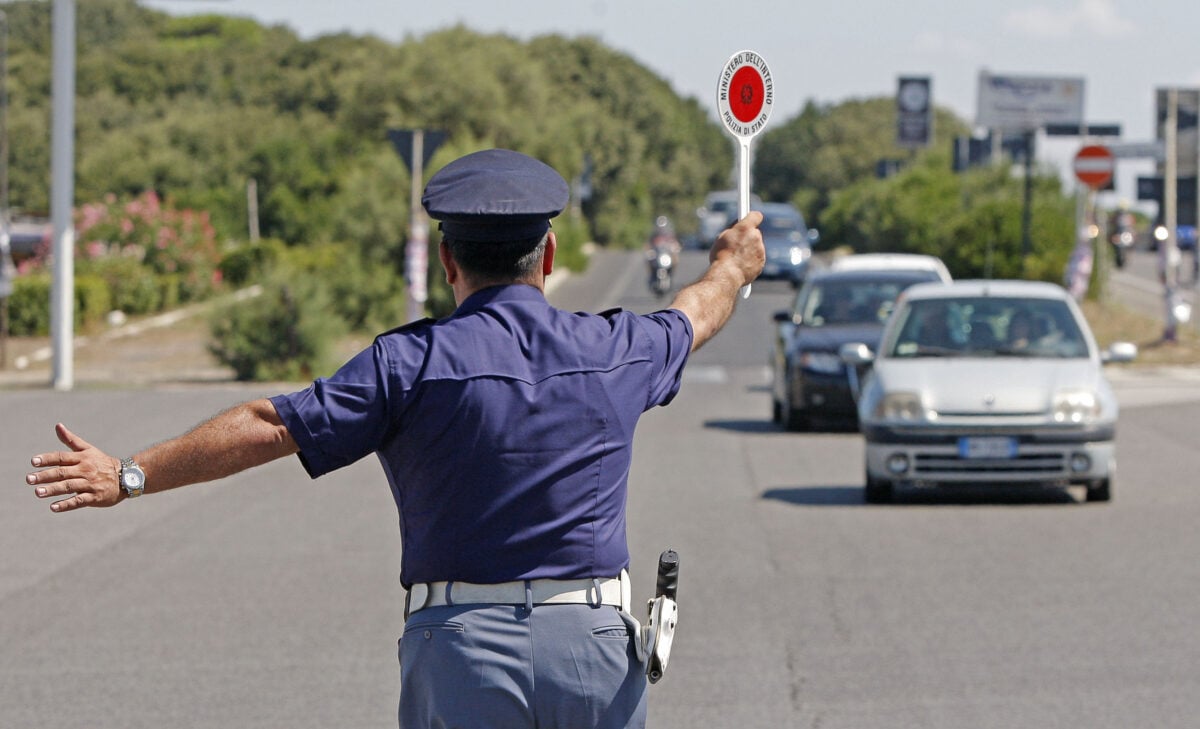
[770,268,946,430]
[753,202,819,287]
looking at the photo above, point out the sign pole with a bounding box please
[716,50,773,299]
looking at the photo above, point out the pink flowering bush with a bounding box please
[10,192,226,329]
[74,191,223,305]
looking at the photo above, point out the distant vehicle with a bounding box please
[755,202,818,287]
[829,253,952,283]
[843,279,1136,504]
[770,267,947,431]
[695,190,762,249]
[5,220,51,264]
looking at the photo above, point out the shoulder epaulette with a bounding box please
[377,317,437,338]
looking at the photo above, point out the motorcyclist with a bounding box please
[645,215,681,295]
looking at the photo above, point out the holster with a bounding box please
[641,549,680,684]
[643,593,678,683]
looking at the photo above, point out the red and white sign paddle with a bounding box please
[717,50,774,297]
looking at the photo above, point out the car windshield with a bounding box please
[761,213,803,235]
[886,297,1089,358]
[798,279,914,326]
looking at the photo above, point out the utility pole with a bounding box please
[1162,89,1181,341]
[0,10,11,369]
[50,0,75,389]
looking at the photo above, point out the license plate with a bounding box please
[958,436,1018,459]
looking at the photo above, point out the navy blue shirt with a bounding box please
[270,285,693,586]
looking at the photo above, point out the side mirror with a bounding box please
[839,342,874,365]
[1101,341,1138,364]
[806,228,821,245]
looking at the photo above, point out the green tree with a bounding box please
[755,97,970,229]
[820,152,1075,282]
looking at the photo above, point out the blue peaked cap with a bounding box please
[422,149,570,243]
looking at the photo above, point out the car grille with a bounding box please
[914,451,1066,476]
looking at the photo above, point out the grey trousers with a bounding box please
[399,603,647,728]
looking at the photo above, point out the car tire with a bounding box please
[1086,477,1112,503]
[864,472,893,504]
[784,405,809,432]
[771,398,783,425]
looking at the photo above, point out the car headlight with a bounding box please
[789,246,810,266]
[798,351,842,374]
[874,392,931,422]
[1052,390,1100,424]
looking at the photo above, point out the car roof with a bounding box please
[829,253,952,282]
[757,202,800,214]
[802,267,944,284]
[900,279,1071,301]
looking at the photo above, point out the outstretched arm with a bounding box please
[669,211,765,352]
[26,398,298,513]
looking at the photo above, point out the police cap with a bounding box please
[422,149,570,243]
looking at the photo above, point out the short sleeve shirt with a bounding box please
[270,285,693,586]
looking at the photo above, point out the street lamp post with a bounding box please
[51,0,75,389]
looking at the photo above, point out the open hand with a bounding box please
[27,424,123,512]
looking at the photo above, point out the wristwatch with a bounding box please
[119,457,146,499]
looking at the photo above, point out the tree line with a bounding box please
[1,0,1081,377]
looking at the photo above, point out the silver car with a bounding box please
[843,280,1136,504]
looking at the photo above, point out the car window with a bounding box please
[799,280,914,326]
[888,297,1088,358]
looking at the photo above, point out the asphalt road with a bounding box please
[4,249,1200,728]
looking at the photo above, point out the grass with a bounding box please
[1081,299,1200,367]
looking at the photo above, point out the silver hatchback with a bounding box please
[843,280,1136,503]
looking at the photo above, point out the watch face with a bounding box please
[124,471,144,488]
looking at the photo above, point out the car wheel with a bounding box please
[771,398,783,425]
[1086,477,1112,502]
[864,472,893,504]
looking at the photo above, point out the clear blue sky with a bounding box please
[141,0,1200,207]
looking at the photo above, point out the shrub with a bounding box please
[278,242,407,332]
[75,275,112,329]
[208,267,347,381]
[5,273,111,336]
[7,274,50,336]
[218,238,286,287]
[78,255,161,315]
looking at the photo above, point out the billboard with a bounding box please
[975,71,1085,132]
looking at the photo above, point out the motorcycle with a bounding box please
[1110,228,1135,269]
[646,243,675,299]
[1109,210,1135,269]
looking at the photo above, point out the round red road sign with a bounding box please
[717,50,773,138]
[1073,145,1115,189]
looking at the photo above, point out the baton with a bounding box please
[716,50,774,299]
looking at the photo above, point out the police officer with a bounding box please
[25,148,765,728]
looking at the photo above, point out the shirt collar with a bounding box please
[454,284,547,316]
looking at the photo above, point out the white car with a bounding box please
[842,280,1136,503]
[829,253,953,283]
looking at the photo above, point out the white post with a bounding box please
[50,0,75,390]
[406,130,428,323]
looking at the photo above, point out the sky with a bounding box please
[140,0,1200,208]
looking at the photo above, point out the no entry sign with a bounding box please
[1073,144,1115,189]
[718,51,773,138]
